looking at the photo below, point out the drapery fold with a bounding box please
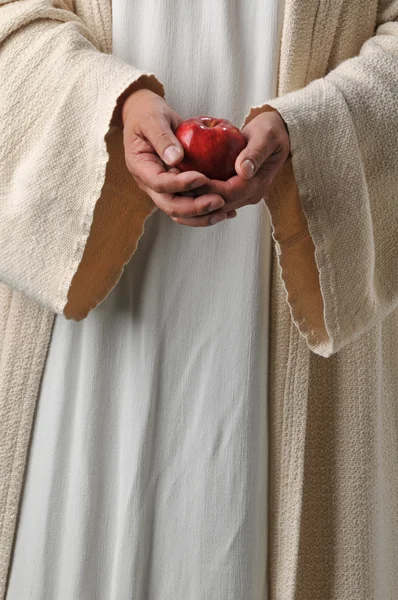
[0,0,164,321]
[1,1,398,598]
[243,4,398,357]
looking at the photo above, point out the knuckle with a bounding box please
[152,180,163,193]
[227,191,236,204]
[272,127,287,153]
[199,205,211,216]
[153,129,171,148]
[194,200,206,216]
[267,125,279,141]
[125,150,144,175]
[142,111,156,126]
[125,134,145,157]
[226,190,238,205]
[164,204,175,218]
[224,181,236,203]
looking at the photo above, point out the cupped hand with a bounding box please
[122,89,235,227]
[194,109,290,213]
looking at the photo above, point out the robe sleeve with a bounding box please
[0,0,164,321]
[242,1,398,358]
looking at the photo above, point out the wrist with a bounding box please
[276,111,289,136]
[121,88,157,128]
[265,106,289,132]
[110,86,157,130]
[267,108,291,156]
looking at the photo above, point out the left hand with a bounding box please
[194,109,290,215]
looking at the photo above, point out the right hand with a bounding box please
[121,88,236,227]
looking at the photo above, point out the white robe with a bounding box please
[7,0,285,598]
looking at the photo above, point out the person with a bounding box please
[0,1,397,599]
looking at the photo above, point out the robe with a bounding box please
[6,0,285,596]
[1,0,398,598]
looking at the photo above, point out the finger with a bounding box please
[138,180,226,218]
[196,175,254,205]
[198,167,276,207]
[141,113,185,166]
[234,124,280,180]
[169,167,206,197]
[156,193,226,219]
[170,209,237,228]
[128,151,210,193]
[224,189,268,212]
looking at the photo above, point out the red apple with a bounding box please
[174,116,246,181]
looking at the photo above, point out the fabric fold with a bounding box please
[242,16,398,357]
[0,0,164,321]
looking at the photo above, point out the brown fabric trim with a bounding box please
[64,125,158,321]
[242,104,330,356]
[268,159,329,351]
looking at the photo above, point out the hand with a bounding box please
[194,109,290,213]
[122,89,235,227]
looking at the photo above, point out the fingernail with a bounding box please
[164,145,182,164]
[210,213,226,225]
[241,159,255,178]
[209,199,225,211]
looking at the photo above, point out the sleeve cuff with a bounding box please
[63,72,164,321]
[63,120,159,321]
[241,78,373,357]
[0,13,165,322]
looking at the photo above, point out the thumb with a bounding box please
[142,115,184,166]
[235,128,276,180]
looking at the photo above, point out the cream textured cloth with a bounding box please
[5,0,285,597]
[1,0,398,599]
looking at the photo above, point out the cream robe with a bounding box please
[0,1,398,599]
[5,0,285,596]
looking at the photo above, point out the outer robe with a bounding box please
[5,0,285,597]
[0,1,397,599]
